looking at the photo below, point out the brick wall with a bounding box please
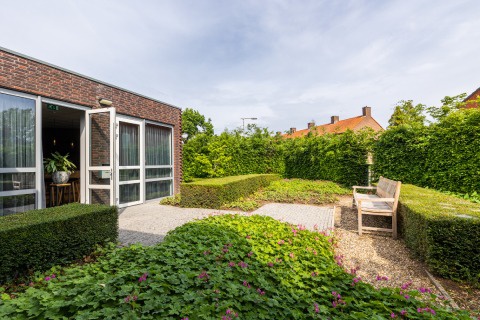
[0,49,182,194]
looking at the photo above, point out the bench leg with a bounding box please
[358,202,362,236]
[392,212,397,239]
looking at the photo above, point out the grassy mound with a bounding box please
[0,215,468,319]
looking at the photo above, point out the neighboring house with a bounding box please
[0,47,182,216]
[283,106,384,138]
[464,86,480,109]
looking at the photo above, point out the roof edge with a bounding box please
[0,46,182,111]
[464,86,480,102]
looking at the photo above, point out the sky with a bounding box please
[1,0,480,133]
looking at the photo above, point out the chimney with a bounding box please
[290,127,296,134]
[362,106,371,117]
[307,121,315,129]
[331,116,339,124]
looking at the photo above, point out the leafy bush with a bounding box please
[374,108,480,194]
[284,130,375,187]
[398,184,480,283]
[180,174,280,208]
[183,127,285,181]
[0,203,118,283]
[0,215,468,319]
[224,179,351,211]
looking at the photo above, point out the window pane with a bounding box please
[89,112,110,167]
[0,93,36,168]
[120,169,140,181]
[89,170,110,185]
[119,122,139,166]
[0,173,35,191]
[146,180,172,200]
[145,125,171,166]
[119,183,140,204]
[0,194,35,216]
[90,189,110,205]
[145,168,172,179]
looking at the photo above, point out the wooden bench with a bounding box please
[353,176,401,239]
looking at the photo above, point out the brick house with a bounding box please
[0,47,182,215]
[283,106,384,138]
[464,86,480,109]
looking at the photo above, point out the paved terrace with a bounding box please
[119,202,334,246]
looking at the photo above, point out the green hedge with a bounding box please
[180,174,280,208]
[374,109,480,194]
[398,184,480,283]
[284,130,375,186]
[0,203,118,283]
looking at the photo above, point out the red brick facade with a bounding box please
[0,48,182,194]
[464,87,480,109]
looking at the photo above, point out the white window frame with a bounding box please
[0,88,40,212]
[115,115,144,208]
[144,121,174,201]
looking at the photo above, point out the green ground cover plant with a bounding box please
[0,203,117,284]
[180,174,280,208]
[0,215,467,319]
[223,179,351,211]
[398,184,480,284]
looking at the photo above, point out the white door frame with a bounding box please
[115,115,144,207]
[84,107,116,205]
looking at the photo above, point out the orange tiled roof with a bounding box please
[284,116,365,138]
[464,87,480,109]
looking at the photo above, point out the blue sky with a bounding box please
[1,0,479,132]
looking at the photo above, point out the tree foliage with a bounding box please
[388,100,426,127]
[181,108,214,143]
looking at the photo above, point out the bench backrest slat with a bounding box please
[376,176,401,208]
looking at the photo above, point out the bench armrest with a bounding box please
[358,198,395,203]
[353,186,377,192]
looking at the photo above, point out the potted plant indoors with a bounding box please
[44,152,77,184]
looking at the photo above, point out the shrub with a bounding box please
[374,109,480,194]
[0,215,468,319]
[0,203,118,283]
[180,174,280,208]
[284,130,375,187]
[398,184,480,283]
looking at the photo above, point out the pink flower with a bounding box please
[198,271,209,280]
[267,262,274,267]
[181,318,189,320]
[311,272,318,277]
[332,301,337,308]
[418,287,432,293]
[138,273,148,282]
[289,253,295,259]
[404,294,410,300]
[314,302,319,313]
[401,281,412,290]
[203,250,210,255]
[51,274,56,279]
[256,288,265,295]
[228,261,236,267]
[242,280,251,288]
[313,250,317,255]
[400,310,407,316]
[124,296,130,303]
[390,312,396,318]
[226,309,232,314]
[277,240,285,245]
[314,224,318,230]
[45,276,51,281]
[246,235,251,239]
[237,261,248,268]
[247,251,253,257]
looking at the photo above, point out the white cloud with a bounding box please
[1,0,480,133]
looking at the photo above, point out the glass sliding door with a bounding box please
[0,92,37,216]
[145,123,173,200]
[116,118,143,207]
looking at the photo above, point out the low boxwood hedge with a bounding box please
[180,174,280,208]
[0,203,118,283]
[398,184,480,283]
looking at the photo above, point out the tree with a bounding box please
[388,100,426,127]
[427,93,467,121]
[181,108,214,142]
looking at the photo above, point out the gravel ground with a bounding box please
[119,202,333,246]
[334,196,479,314]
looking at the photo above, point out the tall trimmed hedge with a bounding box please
[283,130,375,186]
[0,203,118,283]
[180,174,280,208]
[374,109,480,194]
[398,184,480,283]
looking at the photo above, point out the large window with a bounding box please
[145,124,172,200]
[0,92,36,216]
[118,121,141,205]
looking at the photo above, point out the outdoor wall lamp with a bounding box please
[99,98,113,106]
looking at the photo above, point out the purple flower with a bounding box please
[45,276,51,281]
[138,273,148,282]
[332,301,337,308]
[124,296,130,303]
[247,251,253,257]
[181,318,189,320]
[404,294,410,300]
[390,312,396,318]
[401,281,412,290]
[237,261,248,268]
[400,310,407,316]
[51,274,56,279]
[267,262,274,267]
[314,302,319,313]
[198,271,209,280]
[228,261,236,267]
[226,309,232,314]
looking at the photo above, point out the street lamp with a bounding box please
[241,117,257,129]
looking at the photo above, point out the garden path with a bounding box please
[119,202,334,246]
